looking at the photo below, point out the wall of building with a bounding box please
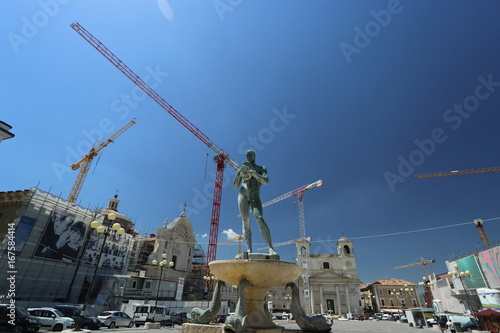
[0,188,134,306]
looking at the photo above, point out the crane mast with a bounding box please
[260,179,323,314]
[70,22,238,269]
[68,118,137,203]
[394,257,435,307]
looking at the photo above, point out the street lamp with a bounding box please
[152,253,174,309]
[74,213,124,331]
[448,263,473,314]
[419,277,434,308]
[285,294,292,311]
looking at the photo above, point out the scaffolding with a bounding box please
[186,243,207,300]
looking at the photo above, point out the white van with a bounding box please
[133,305,172,327]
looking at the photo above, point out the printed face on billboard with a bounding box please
[82,226,131,271]
[34,208,87,263]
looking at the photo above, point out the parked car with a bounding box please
[216,314,227,323]
[427,317,437,325]
[0,304,42,333]
[53,305,101,330]
[462,319,480,332]
[97,311,134,329]
[171,312,188,325]
[27,307,75,332]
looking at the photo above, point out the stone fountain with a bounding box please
[210,259,302,332]
[182,151,304,333]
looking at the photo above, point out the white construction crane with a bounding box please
[259,179,323,314]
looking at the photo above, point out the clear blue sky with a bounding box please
[2,1,500,287]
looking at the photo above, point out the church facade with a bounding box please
[294,237,362,315]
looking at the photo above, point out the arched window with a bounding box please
[343,245,351,255]
[323,262,330,269]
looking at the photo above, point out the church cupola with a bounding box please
[107,194,120,211]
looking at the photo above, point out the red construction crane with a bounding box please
[68,118,137,203]
[70,23,238,269]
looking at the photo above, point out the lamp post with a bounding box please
[448,263,473,314]
[418,277,434,309]
[393,285,414,317]
[74,213,124,331]
[285,294,292,311]
[152,253,174,309]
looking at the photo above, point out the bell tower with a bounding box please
[337,236,353,257]
[296,237,311,259]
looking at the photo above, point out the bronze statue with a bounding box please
[233,150,276,255]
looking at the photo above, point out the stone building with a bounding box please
[361,278,420,314]
[123,213,199,302]
[293,237,362,315]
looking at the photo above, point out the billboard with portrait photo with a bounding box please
[33,208,87,263]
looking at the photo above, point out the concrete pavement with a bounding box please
[60,319,442,333]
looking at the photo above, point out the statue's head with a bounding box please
[245,150,256,161]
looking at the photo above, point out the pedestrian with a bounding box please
[438,316,448,333]
[447,319,456,333]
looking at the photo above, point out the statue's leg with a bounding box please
[238,193,252,253]
[252,205,277,255]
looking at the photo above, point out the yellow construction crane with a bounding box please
[415,166,496,245]
[68,118,137,203]
[395,257,435,307]
[217,235,244,254]
[394,257,435,277]
[414,166,500,179]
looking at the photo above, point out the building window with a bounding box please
[388,290,392,295]
[172,255,177,269]
[412,299,418,307]
[145,281,152,289]
[132,281,137,289]
[378,289,383,296]
[323,262,330,269]
[380,299,385,306]
[401,300,406,307]
[390,299,394,306]
[343,245,351,254]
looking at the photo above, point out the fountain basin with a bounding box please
[209,259,301,330]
